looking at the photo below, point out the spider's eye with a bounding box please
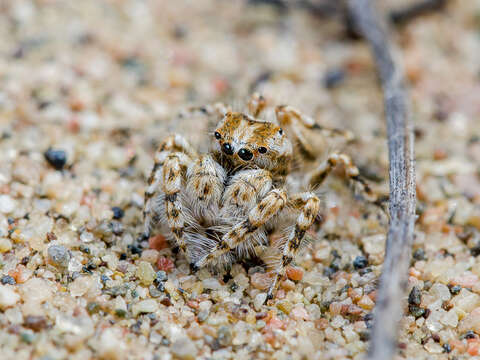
[238,148,253,161]
[258,146,267,154]
[214,131,222,139]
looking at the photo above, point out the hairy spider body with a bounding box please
[142,95,375,300]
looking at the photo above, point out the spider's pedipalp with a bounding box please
[247,92,267,118]
[195,187,287,268]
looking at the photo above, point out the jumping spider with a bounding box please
[142,94,378,300]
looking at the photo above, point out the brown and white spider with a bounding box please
[141,94,377,300]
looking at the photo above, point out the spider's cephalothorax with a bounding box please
[142,94,377,300]
[212,111,292,181]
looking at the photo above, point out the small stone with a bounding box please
[250,272,271,290]
[451,289,480,312]
[21,331,36,344]
[44,148,67,170]
[426,309,446,332]
[157,256,175,272]
[440,308,458,328]
[155,270,168,282]
[0,238,12,253]
[47,245,70,268]
[291,306,310,320]
[197,309,209,322]
[254,293,267,311]
[171,337,198,360]
[0,285,20,309]
[1,275,16,285]
[256,320,266,330]
[149,285,163,298]
[24,315,47,331]
[114,297,127,317]
[424,339,444,354]
[87,302,101,315]
[409,305,426,318]
[323,68,346,89]
[0,195,16,214]
[286,266,304,281]
[132,299,158,317]
[21,278,52,304]
[97,328,126,359]
[408,286,422,305]
[353,256,368,270]
[111,207,124,219]
[429,283,451,301]
[358,295,375,310]
[149,234,168,251]
[217,325,232,347]
[361,234,386,257]
[277,300,293,314]
[110,221,124,236]
[450,285,462,295]
[202,278,221,290]
[413,248,426,260]
[136,261,156,286]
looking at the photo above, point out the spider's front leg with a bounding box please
[193,179,287,268]
[275,105,353,161]
[276,106,381,204]
[267,192,321,301]
[142,134,196,251]
[308,152,375,200]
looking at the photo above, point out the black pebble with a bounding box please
[442,343,451,353]
[408,286,422,305]
[470,244,480,257]
[323,69,346,89]
[323,266,336,279]
[111,207,124,220]
[464,330,477,339]
[449,285,461,295]
[353,255,368,270]
[1,275,16,285]
[44,148,67,170]
[409,305,425,318]
[413,248,426,260]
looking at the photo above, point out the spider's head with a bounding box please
[213,112,292,175]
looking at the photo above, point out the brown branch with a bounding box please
[347,1,416,360]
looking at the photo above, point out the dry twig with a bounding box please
[347,1,416,360]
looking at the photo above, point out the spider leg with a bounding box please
[275,105,353,161]
[194,186,287,268]
[247,92,267,117]
[142,135,195,249]
[308,152,374,200]
[185,154,226,223]
[267,192,321,301]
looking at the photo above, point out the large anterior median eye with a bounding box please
[238,148,253,161]
[214,131,221,139]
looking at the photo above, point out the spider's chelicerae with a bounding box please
[142,94,378,300]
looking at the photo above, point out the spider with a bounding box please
[141,94,378,300]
